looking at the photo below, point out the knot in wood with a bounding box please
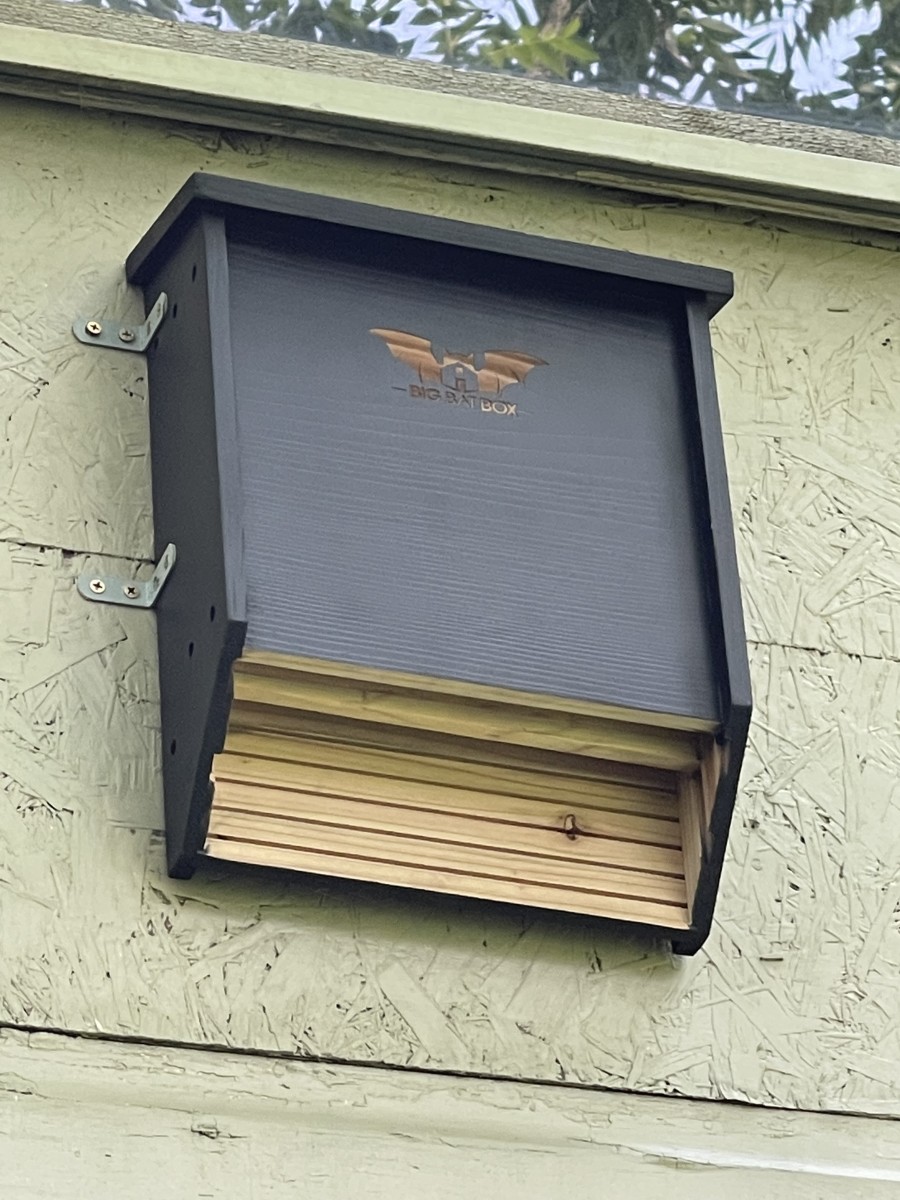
[563,813,580,840]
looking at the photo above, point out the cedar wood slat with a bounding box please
[205,836,690,927]
[212,774,685,874]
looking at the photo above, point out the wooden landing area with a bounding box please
[205,653,723,931]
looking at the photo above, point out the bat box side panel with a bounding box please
[142,214,247,876]
[668,302,753,952]
[224,223,721,724]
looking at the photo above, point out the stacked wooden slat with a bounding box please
[205,654,720,929]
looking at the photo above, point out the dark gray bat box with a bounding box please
[126,173,750,953]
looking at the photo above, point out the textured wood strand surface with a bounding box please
[3,94,900,1118]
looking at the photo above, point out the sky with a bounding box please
[379,0,885,112]
[727,2,882,108]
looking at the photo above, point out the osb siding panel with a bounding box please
[4,1030,900,1200]
[1,96,899,1115]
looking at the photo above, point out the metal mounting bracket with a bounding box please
[73,292,168,352]
[77,544,177,609]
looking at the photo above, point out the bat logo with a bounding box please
[370,328,547,397]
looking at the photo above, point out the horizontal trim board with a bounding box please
[1,9,899,233]
[7,1025,900,1185]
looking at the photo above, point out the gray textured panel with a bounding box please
[228,237,718,719]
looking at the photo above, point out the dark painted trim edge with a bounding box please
[670,299,752,956]
[126,173,734,312]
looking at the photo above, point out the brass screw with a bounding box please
[85,320,103,337]
[123,584,140,599]
[119,328,136,344]
[89,578,106,594]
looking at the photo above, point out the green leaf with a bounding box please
[694,16,740,37]
[408,8,441,25]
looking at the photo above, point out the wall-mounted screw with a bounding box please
[89,578,106,594]
[123,584,140,599]
[85,320,103,337]
[563,814,579,841]
[118,328,136,344]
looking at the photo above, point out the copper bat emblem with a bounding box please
[370,328,547,396]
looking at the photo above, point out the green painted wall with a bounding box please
[1,93,900,1166]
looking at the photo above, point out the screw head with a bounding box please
[89,578,106,594]
[85,320,103,337]
[123,584,140,599]
[118,328,136,344]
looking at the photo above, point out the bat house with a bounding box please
[127,173,751,954]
